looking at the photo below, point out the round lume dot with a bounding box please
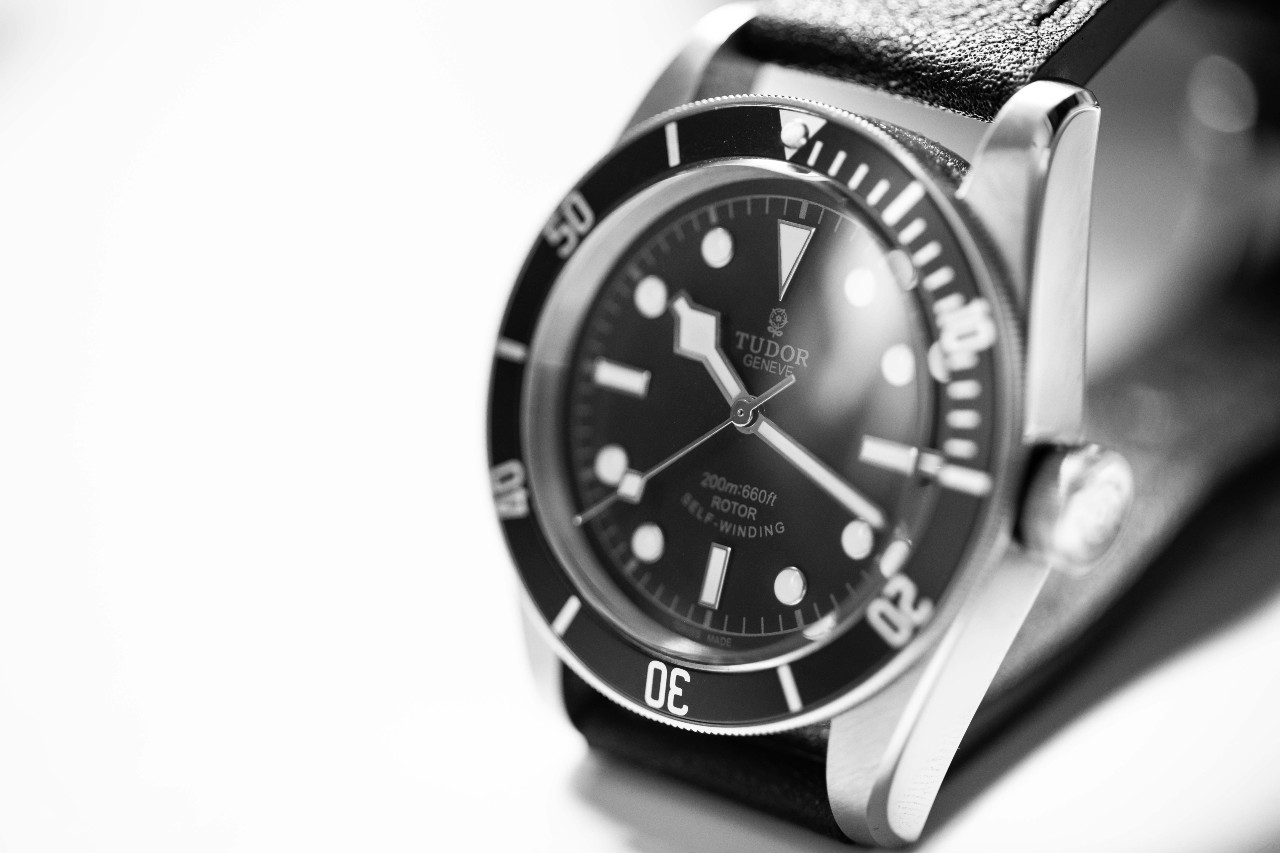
[773,566,807,606]
[843,268,877,307]
[593,444,628,486]
[700,227,734,269]
[780,120,810,149]
[840,520,874,560]
[631,524,665,564]
[881,343,917,387]
[633,275,668,319]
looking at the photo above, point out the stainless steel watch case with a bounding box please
[516,3,1122,846]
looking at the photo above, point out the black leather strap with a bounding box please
[742,0,1166,120]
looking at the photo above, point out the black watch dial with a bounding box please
[565,175,937,661]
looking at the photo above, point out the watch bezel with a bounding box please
[488,95,1026,733]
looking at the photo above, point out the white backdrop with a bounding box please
[1,2,1279,851]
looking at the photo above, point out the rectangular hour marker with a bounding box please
[777,664,802,712]
[698,543,732,609]
[912,241,942,266]
[879,539,911,578]
[939,465,993,496]
[948,379,981,400]
[859,435,918,474]
[806,140,824,167]
[592,357,651,398]
[496,338,528,363]
[944,438,978,459]
[882,181,924,226]
[827,149,848,176]
[551,595,581,637]
[923,266,955,291]
[897,217,926,245]
[848,163,869,190]
[866,178,890,206]
[664,122,680,167]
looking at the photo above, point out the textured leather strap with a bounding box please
[742,0,1166,120]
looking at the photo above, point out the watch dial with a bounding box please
[564,174,941,662]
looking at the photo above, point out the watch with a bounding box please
[487,0,1280,845]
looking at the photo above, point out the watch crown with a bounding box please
[1020,444,1133,569]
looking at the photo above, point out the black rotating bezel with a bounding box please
[488,98,1021,732]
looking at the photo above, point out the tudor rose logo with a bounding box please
[767,308,788,338]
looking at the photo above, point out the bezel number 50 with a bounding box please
[543,191,595,259]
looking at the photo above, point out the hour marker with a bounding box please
[945,438,978,459]
[844,268,877,307]
[860,436,917,474]
[805,140,824,166]
[827,149,848,176]
[879,540,911,578]
[848,163,869,189]
[882,181,924,226]
[701,226,734,269]
[777,220,815,300]
[774,566,807,606]
[841,520,874,560]
[881,344,916,387]
[947,409,981,429]
[633,275,668,319]
[551,595,581,637]
[698,543,732,609]
[927,342,950,382]
[938,465,993,496]
[664,121,680,167]
[593,357,651,398]
[495,338,527,363]
[777,664,802,712]
[912,241,942,266]
[593,444,628,486]
[866,179,890,206]
[886,249,916,290]
[923,266,955,291]
[948,379,981,400]
[897,217,927,245]
[631,524,665,563]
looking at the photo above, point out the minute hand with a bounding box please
[754,416,886,529]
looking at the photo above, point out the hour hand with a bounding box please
[670,292,745,404]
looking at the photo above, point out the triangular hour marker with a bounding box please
[777,220,815,301]
[778,110,828,160]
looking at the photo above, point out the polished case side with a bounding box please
[522,12,1098,846]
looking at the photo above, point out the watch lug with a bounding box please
[624,3,762,133]
[827,546,1051,846]
[958,81,1100,443]
[519,598,571,721]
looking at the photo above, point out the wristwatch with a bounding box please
[487,0,1280,845]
